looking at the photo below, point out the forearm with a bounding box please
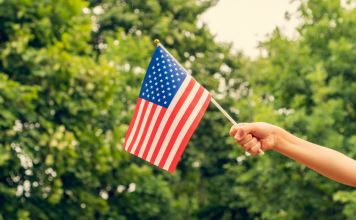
[273,127,356,187]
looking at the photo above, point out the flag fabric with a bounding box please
[124,45,211,173]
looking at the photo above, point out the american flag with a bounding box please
[124,45,211,173]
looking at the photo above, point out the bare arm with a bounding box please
[229,122,356,187]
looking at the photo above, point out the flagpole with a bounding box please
[154,39,264,155]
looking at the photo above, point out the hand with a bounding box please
[229,122,278,155]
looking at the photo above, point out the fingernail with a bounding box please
[235,134,241,140]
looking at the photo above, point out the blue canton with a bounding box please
[139,46,188,108]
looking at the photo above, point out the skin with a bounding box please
[229,122,356,187]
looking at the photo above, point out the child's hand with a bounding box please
[229,122,278,155]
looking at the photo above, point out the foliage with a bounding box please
[1,0,356,219]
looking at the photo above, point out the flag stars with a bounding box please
[178,78,181,81]
[154,77,157,80]
[172,80,175,82]
[168,59,170,61]
[147,94,150,97]
[162,90,165,93]
[175,68,177,70]
[162,61,165,63]
[170,69,173,72]
[165,77,168,79]
[159,74,162,77]
[145,84,148,86]
[157,63,160,66]
[169,64,172,67]
[149,80,152,83]
[150,86,153,88]
[169,93,172,96]
[158,99,161,102]
[152,66,155,69]
[173,85,176,88]
[151,91,154,94]
[167,88,170,90]
[171,74,173,77]
[158,68,161,71]
[142,93,145,95]
[164,101,167,104]
[156,58,159,61]
[163,96,166,99]
[163,66,166,69]
[161,55,164,58]
[157,93,160,96]
[160,79,163,82]
[153,71,156,74]
[149,75,151,78]
[155,82,158,85]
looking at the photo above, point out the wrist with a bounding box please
[272,126,288,152]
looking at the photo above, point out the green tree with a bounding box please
[0,0,175,219]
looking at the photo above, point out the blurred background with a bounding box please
[0,0,356,219]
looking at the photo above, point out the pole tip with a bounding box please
[154,39,160,45]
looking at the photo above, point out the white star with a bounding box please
[151,86,153,88]
[155,82,158,85]
[153,71,156,74]
[162,90,165,93]
[161,55,164,58]
[178,78,181,81]
[174,64,176,66]
[173,85,176,88]
[166,82,169,85]
[153,97,155,99]
[157,63,160,66]
[161,85,164,88]
[157,93,160,96]
[175,68,177,70]
[162,61,165,63]
[164,101,167,104]
[152,66,155,69]
[160,50,163,52]
[167,88,170,90]
[170,69,173,72]
[172,80,175,82]
[142,92,145,95]
[147,94,150,97]
[154,77,157,80]
[176,73,179,75]
[166,54,169,56]
[151,91,154,94]
[158,68,161,71]
[149,80,152,83]
[149,75,151,78]
[159,74,162,77]
[158,99,161,102]
[168,59,170,61]
[156,88,159,91]
[146,89,148,92]
[145,84,148,86]
[160,79,163,82]
[181,72,184,74]
[164,71,167,74]
[156,58,158,60]
[171,74,173,77]
[165,77,168,79]
[163,96,166,98]
[169,64,172,67]
[163,66,166,69]
[169,93,171,96]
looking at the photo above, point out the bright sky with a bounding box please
[199,0,301,59]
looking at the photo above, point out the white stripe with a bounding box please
[163,90,210,170]
[129,102,153,154]
[138,106,162,157]
[125,99,146,149]
[145,75,192,161]
[153,82,200,165]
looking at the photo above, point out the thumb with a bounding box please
[234,123,259,141]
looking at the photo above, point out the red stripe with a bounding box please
[158,86,205,168]
[126,100,149,152]
[168,92,211,173]
[149,78,196,164]
[142,107,167,160]
[133,104,158,156]
[124,98,142,150]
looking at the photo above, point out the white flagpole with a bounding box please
[154,39,264,155]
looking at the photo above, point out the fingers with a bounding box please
[240,137,258,152]
[247,141,261,155]
[229,123,259,141]
[235,134,252,145]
